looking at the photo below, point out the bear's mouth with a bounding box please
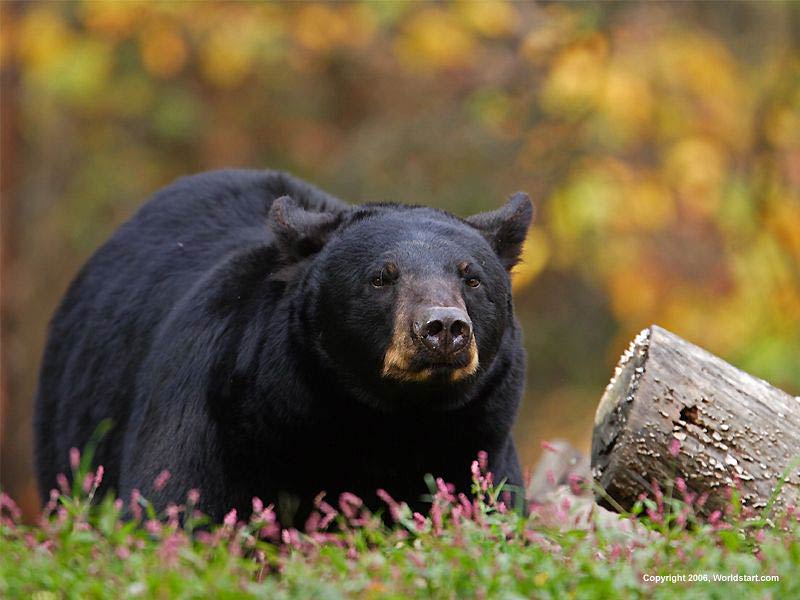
[414,348,471,370]
[382,338,480,383]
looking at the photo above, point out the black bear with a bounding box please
[34,169,533,523]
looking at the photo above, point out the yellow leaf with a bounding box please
[664,137,727,219]
[138,22,187,79]
[80,0,144,40]
[395,8,475,71]
[540,35,608,115]
[601,66,653,134]
[294,4,348,52]
[199,25,254,88]
[458,1,516,38]
[17,6,73,71]
[621,178,675,232]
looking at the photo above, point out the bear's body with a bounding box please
[35,170,532,523]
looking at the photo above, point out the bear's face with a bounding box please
[269,194,533,410]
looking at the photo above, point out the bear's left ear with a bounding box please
[466,192,535,270]
[269,196,344,259]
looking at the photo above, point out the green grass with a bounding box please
[2,456,798,599]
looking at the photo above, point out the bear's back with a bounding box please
[34,169,346,499]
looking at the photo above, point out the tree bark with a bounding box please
[592,325,800,516]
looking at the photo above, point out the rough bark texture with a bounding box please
[592,325,800,515]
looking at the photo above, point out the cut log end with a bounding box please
[591,325,800,516]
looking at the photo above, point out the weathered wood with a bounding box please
[592,325,800,515]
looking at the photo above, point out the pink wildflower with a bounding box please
[252,497,263,514]
[94,465,104,488]
[0,493,22,522]
[458,493,473,519]
[41,489,60,521]
[546,469,556,486]
[451,505,464,524]
[69,447,80,472]
[318,501,338,530]
[568,473,584,495]
[668,438,681,457]
[609,544,623,561]
[435,478,455,502]
[159,532,185,566]
[153,469,171,492]
[145,519,162,536]
[281,528,301,548]
[376,489,402,522]
[304,511,321,533]
[195,531,214,545]
[540,440,559,453]
[676,511,688,528]
[409,551,425,569]
[56,473,70,495]
[187,488,200,505]
[165,503,181,523]
[339,492,363,520]
[430,503,443,536]
[471,460,480,481]
[477,450,488,471]
[130,488,142,520]
[651,480,664,512]
[223,508,238,527]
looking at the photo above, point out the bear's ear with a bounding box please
[269,196,343,259]
[466,192,535,270]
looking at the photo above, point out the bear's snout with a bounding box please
[412,307,472,358]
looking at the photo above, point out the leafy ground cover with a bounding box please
[2,450,798,599]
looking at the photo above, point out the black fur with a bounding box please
[34,169,533,523]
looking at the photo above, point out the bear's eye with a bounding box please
[465,277,481,288]
[371,263,398,288]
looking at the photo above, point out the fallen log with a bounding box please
[591,325,800,516]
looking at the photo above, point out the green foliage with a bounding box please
[2,455,799,599]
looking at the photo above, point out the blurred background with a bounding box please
[1,1,798,520]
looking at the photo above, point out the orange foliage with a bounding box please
[2,1,799,510]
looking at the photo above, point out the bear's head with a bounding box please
[269,193,534,411]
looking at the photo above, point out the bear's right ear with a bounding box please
[269,196,343,259]
[466,192,535,270]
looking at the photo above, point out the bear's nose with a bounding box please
[413,307,472,357]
